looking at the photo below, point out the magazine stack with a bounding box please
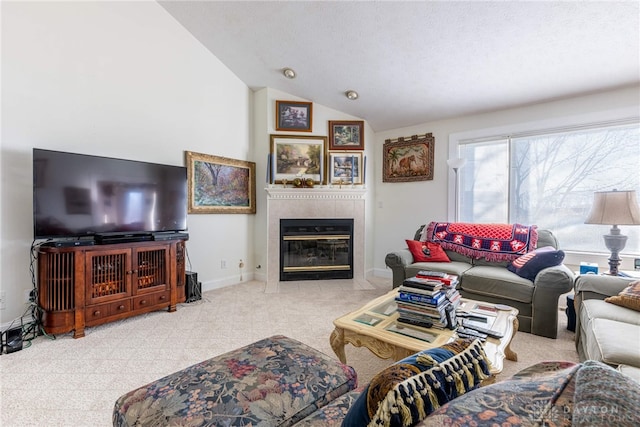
[395,271,461,329]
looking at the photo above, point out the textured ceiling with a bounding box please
[159,1,640,132]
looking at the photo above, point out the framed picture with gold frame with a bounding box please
[186,151,256,214]
[270,134,326,184]
[276,100,313,132]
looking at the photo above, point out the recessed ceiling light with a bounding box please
[282,68,296,79]
[345,90,359,100]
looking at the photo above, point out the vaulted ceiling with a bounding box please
[160,1,640,132]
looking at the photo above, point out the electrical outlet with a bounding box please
[0,291,6,310]
[221,259,227,269]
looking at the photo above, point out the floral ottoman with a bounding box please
[112,335,357,426]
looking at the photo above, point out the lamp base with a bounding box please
[603,227,627,276]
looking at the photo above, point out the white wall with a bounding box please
[0,1,253,323]
[372,86,640,277]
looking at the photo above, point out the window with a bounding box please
[457,122,640,255]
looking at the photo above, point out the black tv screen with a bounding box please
[33,148,188,239]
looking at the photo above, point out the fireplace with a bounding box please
[265,187,366,288]
[280,218,353,281]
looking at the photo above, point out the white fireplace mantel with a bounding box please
[265,187,367,287]
[265,187,367,200]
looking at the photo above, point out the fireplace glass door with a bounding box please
[280,219,353,281]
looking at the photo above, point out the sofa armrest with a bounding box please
[574,274,634,300]
[385,249,414,288]
[572,274,636,359]
[530,264,575,338]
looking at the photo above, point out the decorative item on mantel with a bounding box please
[585,189,640,276]
[383,133,434,182]
[328,152,364,186]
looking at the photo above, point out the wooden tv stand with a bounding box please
[37,238,187,338]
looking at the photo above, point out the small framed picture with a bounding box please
[328,152,363,185]
[276,100,313,132]
[329,120,364,150]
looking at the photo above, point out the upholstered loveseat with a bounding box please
[574,274,640,382]
[385,222,574,338]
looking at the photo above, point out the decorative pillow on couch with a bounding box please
[405,240,450,263]
[341,338,491,427]
[507,246,565,281]
[605,280,640,312]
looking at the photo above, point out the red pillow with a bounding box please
[405,240,450,262]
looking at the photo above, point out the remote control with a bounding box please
[461,320,504,338]
[456,326,487,340]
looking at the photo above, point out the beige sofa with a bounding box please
[385,225,574,338]
[573,274,640,381]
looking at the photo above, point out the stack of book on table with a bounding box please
[395,271,461,329]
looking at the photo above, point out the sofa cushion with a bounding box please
[342,339,490,427]
[506,246,565,281]
[617,364,640,384]
[295,390,362,426]
[419,361,580,427]
[536,229,559,249]
[580,299,640,326]
[582,318,640,367]
[605,280,640,312]
[460,266,535,304]
[573,360,640,427]
[405,240,450,263]
[112,335,357,427]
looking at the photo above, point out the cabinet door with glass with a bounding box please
[85,248,132,305]
[133,245,170,295]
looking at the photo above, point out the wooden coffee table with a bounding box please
[330,289,519,374]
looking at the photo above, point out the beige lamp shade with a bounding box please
[585,190,640,225]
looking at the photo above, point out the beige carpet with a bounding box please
[0,277,578,426]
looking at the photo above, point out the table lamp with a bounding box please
[585,189,640,275]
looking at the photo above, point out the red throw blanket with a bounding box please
[422,222,538,262]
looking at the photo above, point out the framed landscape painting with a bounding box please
[328,120,364,150]
[270,134,326,184]
[186,151,256,214]
[383,133,435,182]
[328,152,363,185]
[276,100,313,132]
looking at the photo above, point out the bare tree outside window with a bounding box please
[459,124,640,255]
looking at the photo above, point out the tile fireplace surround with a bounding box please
[265,187,369,291]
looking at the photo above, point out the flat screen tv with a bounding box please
[33,148,188,240]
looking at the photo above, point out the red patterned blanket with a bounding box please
[422,221,538,262]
